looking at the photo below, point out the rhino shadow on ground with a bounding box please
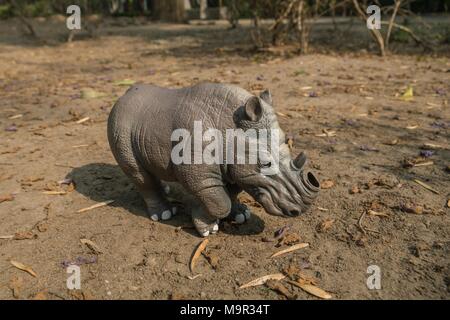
[67,163,265,237]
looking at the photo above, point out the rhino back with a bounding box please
[108,83,252,181]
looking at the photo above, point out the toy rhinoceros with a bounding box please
[107,83,320,237]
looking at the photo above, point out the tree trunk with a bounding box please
[152,0,186,22]
[199,0,207,20]
[352,0,385,57]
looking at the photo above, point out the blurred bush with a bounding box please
[0,0,447,18]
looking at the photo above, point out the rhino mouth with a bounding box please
[247,170,320,217]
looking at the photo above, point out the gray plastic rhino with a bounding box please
[107,83,320,237]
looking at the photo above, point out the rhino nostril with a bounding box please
[307,172,320,189]
[289,210,300,217]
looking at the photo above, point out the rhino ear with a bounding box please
[260,89,272,105]
[244,96,263,122]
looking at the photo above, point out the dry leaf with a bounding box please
[286,134,294,150]
[43,191,67,195]
[400,86,414,101]
[187,274,202,280]
[316,219,335,233]
[0,194,14,203]
[401,204,424,215]
[33,291,48,300]
[384,139,398,146]
[202,250,219,269]
[36,223,48,232]
[368,210,389,218]
[413,161,434,167]
[8,114,23,120]
[266,280,296,300]
[321,180,334,189]
[81,88,106,99]
[10,260,37,277]
[190,239,209,273]
[422,143,444,150]
[14,231,36,240]
[80,238,103,254]
[288,280,332,299]
[9,276,23,298]
[270,243,309,258]
[277,232,301,246]
[315,129,336,137]
[349,186,360,194]
[21,176,44,186]
[283,265,317,285]
[239,273,286,289]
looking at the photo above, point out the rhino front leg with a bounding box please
[191,206,219,237]
[227,184,251,225]
[191,186,231,237]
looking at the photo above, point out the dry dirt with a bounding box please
[0,17,449,300]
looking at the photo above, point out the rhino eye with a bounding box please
[260,161,272,169]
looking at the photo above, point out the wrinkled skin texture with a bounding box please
[108,83,319,237]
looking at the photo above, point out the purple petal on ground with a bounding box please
[61,256,97,268]
[344,119,357,126]
[274,224,292,238]
[435,88,446,96]
[430,121,449,129]
[420,150,434,158]
[309,91,318,98]
[5,124,17,132]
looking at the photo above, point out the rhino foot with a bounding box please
[191,206,220,237]
[195,220,220,237]
[148,205,177,222]
[230,203,251,225]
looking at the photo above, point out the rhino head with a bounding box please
[228,90,320,217]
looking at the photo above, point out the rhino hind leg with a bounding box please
[139,181,177,222]
[114,153,176,221]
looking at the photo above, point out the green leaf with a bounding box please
[114,79,136,86]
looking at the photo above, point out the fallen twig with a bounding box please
[413,179,439,194]
[76,200,114,213]
[358,211,381,235]
[76,117,90,124]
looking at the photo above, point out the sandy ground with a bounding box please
[0,17,449,300]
